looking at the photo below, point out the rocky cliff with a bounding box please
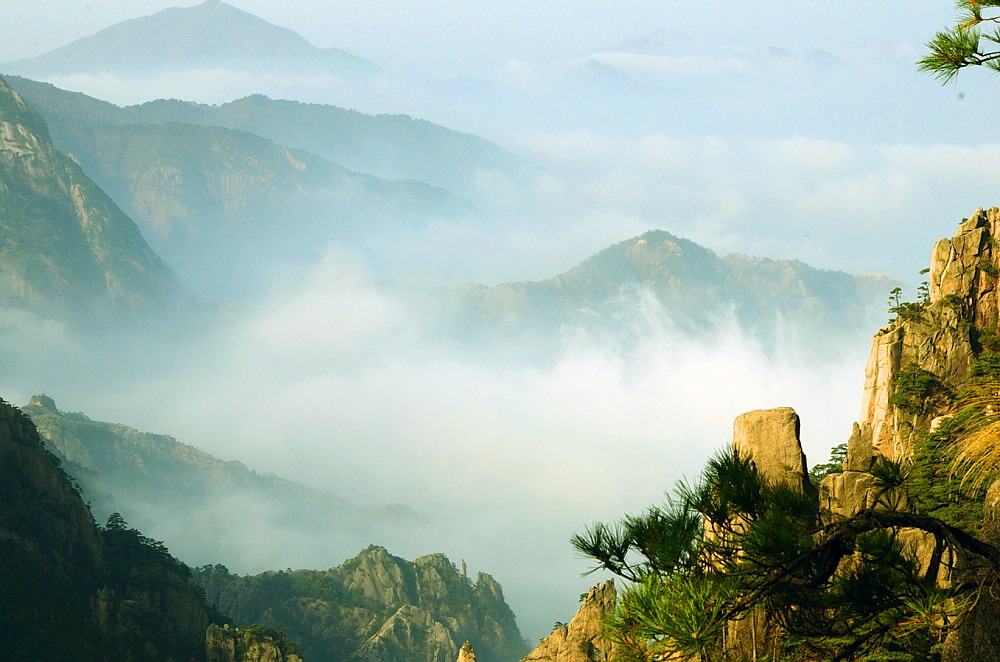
[0,76,185,320]
[194,546,529,662]
[821,208,1000,521]
[521,581,616,662]
[0,397,222,660]
[206,623,304,662]
[855,208,1000,461]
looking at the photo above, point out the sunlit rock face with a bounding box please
[206,623,304,662]
[732,406,811,490]
[457,641,478,662]
[858,208,1000,460]
[727,407,812,660]
[521,581,616,662]
[194,546,529,662]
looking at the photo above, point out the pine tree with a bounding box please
[572,449,1000,661]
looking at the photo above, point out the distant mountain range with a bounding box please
[6,76,471,298]
[453,230,899,352]
[6,76,521,196]
[0,0,380,80]
[0,77,187,320]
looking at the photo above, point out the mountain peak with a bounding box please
[1,1,380,79]
[27,395,59,413]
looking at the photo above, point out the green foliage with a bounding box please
[241,623,300,656]
[971,351,1000,377]
[809,443,847,486]
[888,365,942,414]
[919,1,1000,83]
[909,416,986,535]
[887,278,929,324]
[976,327,1000,353]
[980,260,1000,277]
[573,447,990,661]
[101,512,191,586]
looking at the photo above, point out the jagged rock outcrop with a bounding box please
[857,208,1000,460]
[819,422,877,515]
[206,624,304,662]
[457,641,477,662]
[194,546,529,662]
[0,397,222,660]
[823,208,1000,531]
[522,581,616,662]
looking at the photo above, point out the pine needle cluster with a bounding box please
[919,1,1000,82]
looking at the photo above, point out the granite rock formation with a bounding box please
[206,624,304,662]
[194,546,528,662]
[732,407,811,490]
[457,641,478,662]
[521,581,616,662]
[856,208,1000,461]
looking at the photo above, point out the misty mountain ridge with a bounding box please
[6,76,468,299]
[0,0,380,81]
[6,75,521,196]
[22,394,425,575]
[454,229,900,355]
[0,76,190,322]
[2,393,527,661]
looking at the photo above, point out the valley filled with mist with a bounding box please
[2,2,998,661]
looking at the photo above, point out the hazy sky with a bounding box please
[0,1,956,73]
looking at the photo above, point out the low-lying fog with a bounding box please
[0,243,873,639]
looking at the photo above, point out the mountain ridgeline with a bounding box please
[0,0,380,80]
[2,394,530,661]
[0,76,186,320]
[6,75,520,196]
[5,76,473,298]
[195,547,529,662]
[456,230,900,353]
[23,394,424,575]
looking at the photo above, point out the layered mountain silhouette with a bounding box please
[0,0,379,80]
[7,76,521,195]
[7,76,470,298]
